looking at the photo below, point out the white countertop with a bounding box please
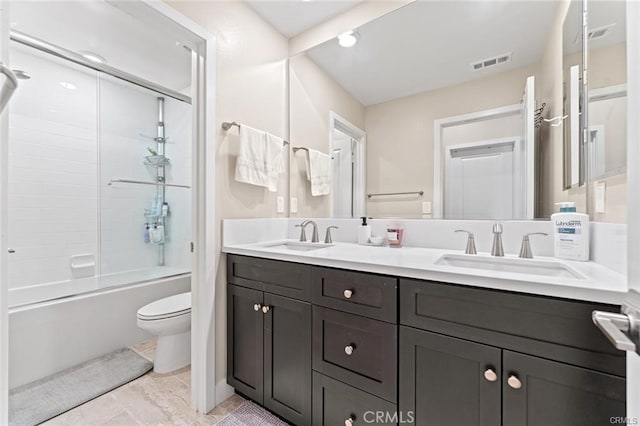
[222,240,627,305]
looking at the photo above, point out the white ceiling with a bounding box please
[246,0,362,38]
[9,1,193,94]
[305,1,559,106]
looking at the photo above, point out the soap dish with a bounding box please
[363,236,386,246]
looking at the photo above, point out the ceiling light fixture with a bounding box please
[338,30,359,48]
[79,51,107,64]
[59,81,77,90]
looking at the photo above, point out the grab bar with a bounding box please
[108,179,190,189]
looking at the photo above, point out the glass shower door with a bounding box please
[98,74,191,289]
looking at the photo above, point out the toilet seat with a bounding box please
[137,292,191,321]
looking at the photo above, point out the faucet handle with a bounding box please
[519,232,548,259]
[455,230,477,255]
[324,226,339,244]
[295,223,307,242]
[492,222,503,234]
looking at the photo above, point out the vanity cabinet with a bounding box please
[399,278,626,426]
[226,254,626,426]
[227,256,312,425]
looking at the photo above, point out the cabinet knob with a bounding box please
[343,289,354,299]
[483,368,498,382]
[253,303,262,312]
[344,344,355,355]
[345,416,354,426]
[507,375,522,389]
[262,305,270,314]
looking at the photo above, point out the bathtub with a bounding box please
[8,272,191,388]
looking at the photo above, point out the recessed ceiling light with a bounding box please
[338,30,359,48]
[79,51,106,64]
[59,82,77,90]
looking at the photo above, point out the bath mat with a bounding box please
[216,400,290,426]
[9,347,153,426]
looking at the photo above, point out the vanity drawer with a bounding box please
[311,266,397,322]
[400,279,625,365]
[313,372,397,426]
[227,254,312,301]
[313,306,397,402]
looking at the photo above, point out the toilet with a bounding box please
[137,292,191,374]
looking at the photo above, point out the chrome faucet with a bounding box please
[491,223,504,257]
[299,220,319,243]
[454,230,477,255]
[519,232,548,258]
[324,226,339,243]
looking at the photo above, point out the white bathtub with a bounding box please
[8,273,191,388]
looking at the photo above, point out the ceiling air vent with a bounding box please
[588,23,616,40]
[471,52,511,71]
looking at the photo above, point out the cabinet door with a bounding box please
[313,372,398,426]
[227,285,264,403]
[399,327,501,426]
[503,351,626,426]
[263,293,312,425]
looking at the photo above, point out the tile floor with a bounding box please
[41,339,246,425]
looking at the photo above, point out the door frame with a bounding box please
[0,1,218,420]
[433,103,523,218]
[329,111,366,218]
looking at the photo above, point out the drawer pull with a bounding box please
[483,368,497,382]
[345,416,354,426]
[344,344,355,355]
[343,289,354,299]
[253,303,262,312]
[262,305,271,314]
[507,375,522,389]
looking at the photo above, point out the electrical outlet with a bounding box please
[290,197,298,213]
[595,181,606,213]
[277,196,284,213]
[422,201,432,214]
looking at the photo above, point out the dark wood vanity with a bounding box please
[226,254,626,425]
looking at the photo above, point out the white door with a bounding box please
[331,128,354,218]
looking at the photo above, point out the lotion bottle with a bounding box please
[551,202,590,261]
[358,216,371,244]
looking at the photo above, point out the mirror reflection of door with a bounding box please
[330,112,366,218]
[331,128,355,217]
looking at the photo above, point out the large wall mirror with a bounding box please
[289,0,628,222]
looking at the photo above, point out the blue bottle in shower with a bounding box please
[144,223,150,243]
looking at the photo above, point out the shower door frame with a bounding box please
[0,1,219,420]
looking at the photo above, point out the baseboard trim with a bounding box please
[215,380,235,406]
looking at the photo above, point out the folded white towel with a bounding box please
[234,125,284,192]
[305,148,331,196]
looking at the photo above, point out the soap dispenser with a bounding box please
[358,216,371,244]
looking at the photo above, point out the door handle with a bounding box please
[592,311,636,352]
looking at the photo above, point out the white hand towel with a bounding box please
[305,148,331,196]
[265,132,285,192]
[234,125,284,192]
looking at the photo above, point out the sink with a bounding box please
[435,254,586,280]
[262,241,334,251]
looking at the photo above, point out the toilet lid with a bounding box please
[137,292,191,320]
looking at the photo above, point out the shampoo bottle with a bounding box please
[358,217,371,244]
[551,202,589,261]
